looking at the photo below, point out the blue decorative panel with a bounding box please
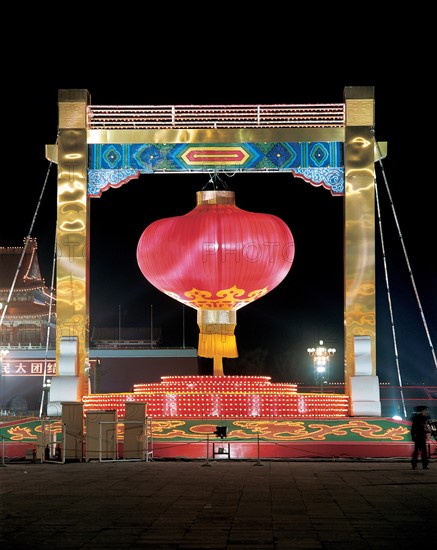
[88,142,344,197]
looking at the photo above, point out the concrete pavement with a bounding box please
[1,458,436,549]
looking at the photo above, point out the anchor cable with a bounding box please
[374,138,436,418]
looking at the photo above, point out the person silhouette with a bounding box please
[411,406,431,470]
[54,443,62,461]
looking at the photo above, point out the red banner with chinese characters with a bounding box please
[1,360,57,376]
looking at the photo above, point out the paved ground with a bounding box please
[1,457,436,549]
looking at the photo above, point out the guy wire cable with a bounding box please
[374,160,407,418]
[375,138,437,371]
[0,132,59,327]
[39,221,57,418]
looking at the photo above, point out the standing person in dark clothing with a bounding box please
[54,443,62,461]
[411,406,431,470]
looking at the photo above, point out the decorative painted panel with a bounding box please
[88,142,344,197]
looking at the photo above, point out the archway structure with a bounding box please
[46,86,383,415]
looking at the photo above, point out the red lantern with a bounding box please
[137,190,295,375]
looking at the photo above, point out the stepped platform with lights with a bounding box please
[83,375,349,418]
[77,375,414,460]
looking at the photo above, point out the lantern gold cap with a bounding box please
[196,190,235,205]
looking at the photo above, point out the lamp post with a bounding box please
[307,340,336,392]
[42,378,52,417]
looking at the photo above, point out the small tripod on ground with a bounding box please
[427,420,437,458]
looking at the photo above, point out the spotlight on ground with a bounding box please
[214,426,228,439]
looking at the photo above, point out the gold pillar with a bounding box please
[56,89,90,399]
[344,86,376,400]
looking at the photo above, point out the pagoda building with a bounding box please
[0,238,56,348]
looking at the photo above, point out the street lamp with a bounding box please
[307,340,336,392]
[42,378,52,417]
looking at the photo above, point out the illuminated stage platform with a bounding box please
[83,375,349,418]
[0,376,419,461]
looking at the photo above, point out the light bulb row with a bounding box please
[83,392,348,418]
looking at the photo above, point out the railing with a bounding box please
[87,104,345,130]
[0,343,50,349]
[90,340,160,349]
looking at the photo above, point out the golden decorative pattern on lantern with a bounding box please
[169,285,269,310]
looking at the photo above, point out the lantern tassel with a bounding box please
[198,330,238,359]
[197,310,238,375]
[213,356,224,377]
